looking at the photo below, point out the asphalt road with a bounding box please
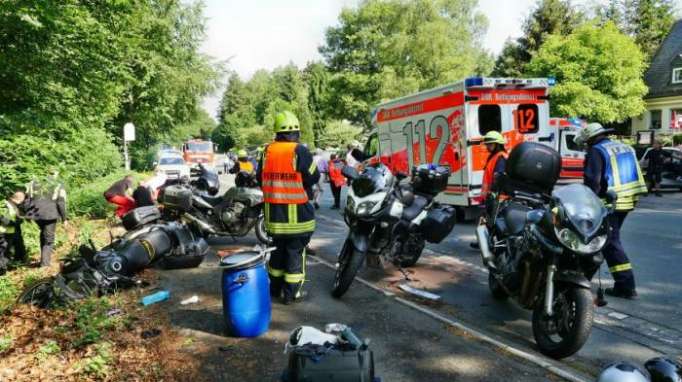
[308,181,682,378]
[217,174,682,379]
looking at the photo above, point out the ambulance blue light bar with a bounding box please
[464,77,552,89]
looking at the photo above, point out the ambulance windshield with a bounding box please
[478,105,501,135]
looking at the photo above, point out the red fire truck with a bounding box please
[182,139,215,168]
[364,77,558,219]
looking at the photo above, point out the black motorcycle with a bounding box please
[476,142,612,359]
[331,163,456,298]
[159,167,271,245]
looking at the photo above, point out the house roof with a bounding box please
[644,19,682,99]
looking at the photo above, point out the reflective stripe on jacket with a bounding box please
[262,142,309,205]
[593,139,647,211]
[481,151,507,198]
[0,200,17,235]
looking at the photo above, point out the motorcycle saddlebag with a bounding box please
[420,205,457,243]
[283,348,375,382]
[505,142,561,194]
[158,223,209,269]
[413,165,450,195]
[159,185,193,212]
[121,206,161,231]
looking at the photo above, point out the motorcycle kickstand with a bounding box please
[398,265,412,282]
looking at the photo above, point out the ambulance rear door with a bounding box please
[463,77,553,204]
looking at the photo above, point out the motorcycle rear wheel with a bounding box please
[532,287,594,359]
[255,214,273,245]
[392,235,425,268]
[331,239,365,298]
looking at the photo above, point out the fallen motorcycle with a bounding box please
[18,221,209,308]
[476,142,611,359]
[159,168,271,245]
[331,163,456,298]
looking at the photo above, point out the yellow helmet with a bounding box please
[482,131,506,145]
[237,149,248,158]
[273,111,300,133]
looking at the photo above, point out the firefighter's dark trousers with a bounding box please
[268,234,311,301]
[604,211,636,291]
[37,219,57,267]
[0,235,8,275]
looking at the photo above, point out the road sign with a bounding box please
[124,122,136,142]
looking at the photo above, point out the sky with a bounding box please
[198,0,677,117]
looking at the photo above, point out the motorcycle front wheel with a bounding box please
[531,287,594,359]
[254,214,273,245]
[331,238,365,298]
[18,278,57,308]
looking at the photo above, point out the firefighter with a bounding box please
[231,149,254,175]
[0,192,26,275]
[257,111,319,304]
[25,170,67,267]
[471,131,508,249]
[575,123,647,299]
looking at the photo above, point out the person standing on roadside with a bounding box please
[0,192,27,275]
[258,111,319,305]
[311,149,326,209]
[25,170,67,268]
[328,154,346,209]
[646,140,665,197]
[471,131,507,249]
[104,175,136,218]
[576,123,648,299]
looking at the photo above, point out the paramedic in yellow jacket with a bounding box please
[257,111,319,304]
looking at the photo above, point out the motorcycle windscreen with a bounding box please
[352,164,393,197]
[552,184,606,240]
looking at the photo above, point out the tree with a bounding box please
[593,0,676,61]
[304,62,332,143]
[317,120,364,149]
[526,22,648,123]
[320,0,492,127]
[493,0,583,76]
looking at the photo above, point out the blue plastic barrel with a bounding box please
[220,251,271,337]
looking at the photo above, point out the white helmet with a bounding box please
[575,122,613,148]
[597,362,650,382]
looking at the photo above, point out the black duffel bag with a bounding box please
[283,346,375,382]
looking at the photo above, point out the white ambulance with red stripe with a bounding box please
[364,77,557,219]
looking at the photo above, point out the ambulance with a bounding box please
[550,117,586,183]
[364,77,557,219]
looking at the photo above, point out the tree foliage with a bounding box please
[320,0,492,127]
[493,0,583,76]
[317,120,364,149]
[593,0,676,61]
[527,22,648,123]
[0,0,220,195]
[213,65,315,152]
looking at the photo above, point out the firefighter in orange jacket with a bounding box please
[471,131,508,249]
[257,111,319,304]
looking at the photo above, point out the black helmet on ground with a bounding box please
[645,357,682,382]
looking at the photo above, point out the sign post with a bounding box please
[123,123,136,171]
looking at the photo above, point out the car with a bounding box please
[155,155,190,180]
[639,146,682,190]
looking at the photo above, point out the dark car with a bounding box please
[639,147,682,191]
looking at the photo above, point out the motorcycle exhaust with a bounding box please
[475,225,495,270]
[183,213,217,234]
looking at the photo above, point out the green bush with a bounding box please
[673,133,682,146]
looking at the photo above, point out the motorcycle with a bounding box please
[331,163,457,298]
[476,142,612,359]
[159,167,271,245]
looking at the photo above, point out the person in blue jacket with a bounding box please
[575,123,648,299]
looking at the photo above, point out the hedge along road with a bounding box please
[310,183,682,379]
[209,173,590,381]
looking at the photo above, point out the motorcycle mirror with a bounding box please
[526,210,544,225]
[342,166,359,180]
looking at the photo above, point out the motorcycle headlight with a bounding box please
[356,201,377,216]
[554,227,607,255]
